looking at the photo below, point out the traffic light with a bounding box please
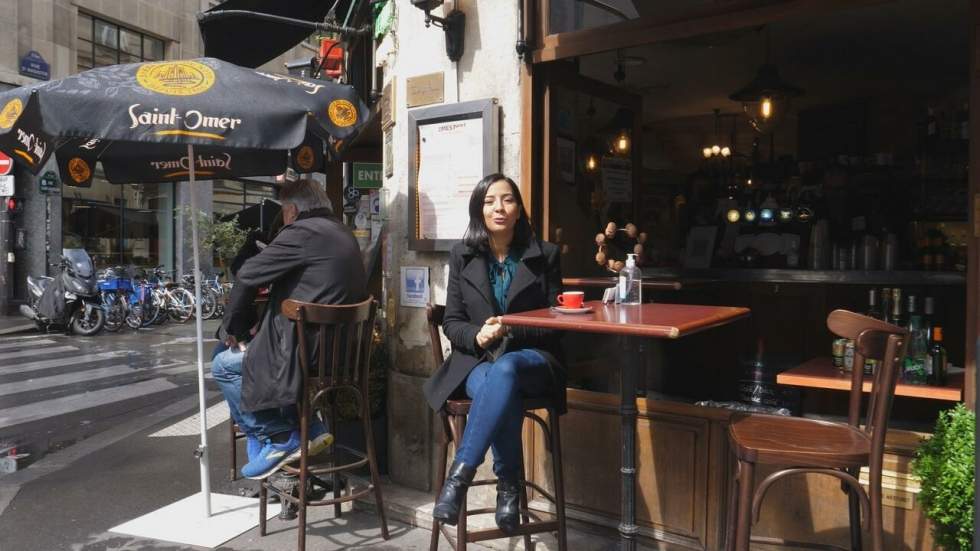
[1,197,22,214]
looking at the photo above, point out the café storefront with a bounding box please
[509,1,976,549]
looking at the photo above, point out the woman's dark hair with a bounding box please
[462,173,535,252]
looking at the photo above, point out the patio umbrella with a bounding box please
[0,57,368,518]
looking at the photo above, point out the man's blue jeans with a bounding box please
[211,348,297,441]
[454,349,553,481]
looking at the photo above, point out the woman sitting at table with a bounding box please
[423,173,565,533]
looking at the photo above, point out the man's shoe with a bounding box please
[432,461,477,526]
[241,433,301,480]
[495,479,522,534]
[246,436,262,462]
[284,419,334,463]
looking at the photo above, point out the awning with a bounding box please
[198,0,360,68]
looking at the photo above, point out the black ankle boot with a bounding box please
[432,461,476,526]
[495,478,521,534]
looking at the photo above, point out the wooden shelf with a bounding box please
[777,357,963,402]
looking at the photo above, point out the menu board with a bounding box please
[408,99,498,251]
[417,118,484,241]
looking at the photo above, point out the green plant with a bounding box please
[912,403,975,551]
[177,206,248,273]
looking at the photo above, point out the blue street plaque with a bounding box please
[19,51,50,81]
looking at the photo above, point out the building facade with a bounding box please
[0,0,318,305]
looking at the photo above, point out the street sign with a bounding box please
[353,162,382,189]
[0,151,12,176]
[0,175,13,196]
[39,170,60,194]
[19,50,50,81]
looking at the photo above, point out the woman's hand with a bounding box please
[475,316,509,349]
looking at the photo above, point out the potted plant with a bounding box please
[177,207,248,280]
[911,403,975,551]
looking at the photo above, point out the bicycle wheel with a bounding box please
[102,293,124,332]
[167,288,195,323]
[200,288,218,319]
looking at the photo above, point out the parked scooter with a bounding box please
[19,249,106,336]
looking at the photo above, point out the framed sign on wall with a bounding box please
[407,98,499,251]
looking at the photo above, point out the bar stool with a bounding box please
[725,310,909,551]
[258,297,389,551]
[426,304,568,551]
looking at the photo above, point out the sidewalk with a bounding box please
[0,394,630,551]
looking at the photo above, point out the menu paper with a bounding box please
[417,118,484,241]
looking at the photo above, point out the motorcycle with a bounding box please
[19,249,106,336]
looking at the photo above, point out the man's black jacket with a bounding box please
[223,209,366,412]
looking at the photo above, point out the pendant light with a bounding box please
[729,26,803,135]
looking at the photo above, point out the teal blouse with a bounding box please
[487,248,523,314]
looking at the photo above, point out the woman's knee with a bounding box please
[489,354,522,381]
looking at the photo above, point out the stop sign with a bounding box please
[0,151,11,176]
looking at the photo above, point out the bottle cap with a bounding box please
[626,253,636,268]
[932,327,943,341]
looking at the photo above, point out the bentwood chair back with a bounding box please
[257,297,389,551]
[726,309,908,551]
[426,304,567,551]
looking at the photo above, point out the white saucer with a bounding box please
[551,305,594,314]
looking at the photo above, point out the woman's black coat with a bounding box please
[423,238,566,414]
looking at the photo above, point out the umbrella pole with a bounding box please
[187,143,212,518]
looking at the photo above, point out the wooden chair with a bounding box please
[426,304,568,551]
[229,422,245,481]
[725,309,909,551]
[258,297,389,551]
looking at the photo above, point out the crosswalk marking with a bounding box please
[149,401,231,437]
[0,345,77,362]
[0,378,179,428]
[0,334,50,340]
[0,351,127,375]
[0,362,188,397]
[0,339,57,351]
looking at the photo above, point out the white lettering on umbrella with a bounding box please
[129,105,181,128]
[254,71,325,95]
[149,153,232,171]
[128,104,242,132]
[15,129,47,159]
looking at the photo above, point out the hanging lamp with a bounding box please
[729,26,803,135]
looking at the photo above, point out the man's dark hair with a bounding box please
[279,178,332,215]
[462,173,534,252]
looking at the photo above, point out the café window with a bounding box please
[212,179,279,218]
[62,171,175,271]
[77,12,166,71]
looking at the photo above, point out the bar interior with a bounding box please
[525,0,973,548]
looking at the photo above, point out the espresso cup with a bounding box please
[557,291,584,308]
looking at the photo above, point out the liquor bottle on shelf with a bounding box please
[903,295,928,384]
[923,296,935,341]
[880,288,892,323]
[888,288,904,327]
[926,327,948,386]
[863,288,882,374]
[865,288,881,320]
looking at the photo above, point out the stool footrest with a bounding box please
[749,536,851,551]
[468,521,560,543]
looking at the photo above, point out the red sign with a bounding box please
[0,151,11,176]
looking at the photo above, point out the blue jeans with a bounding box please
[211,348,297,441]
[454,349,553,481]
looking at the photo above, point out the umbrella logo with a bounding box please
[68,157,92,184]
[328,99,358,128]
[0,98,23,129]
[136,61,216,96]
[295,145,315,171]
